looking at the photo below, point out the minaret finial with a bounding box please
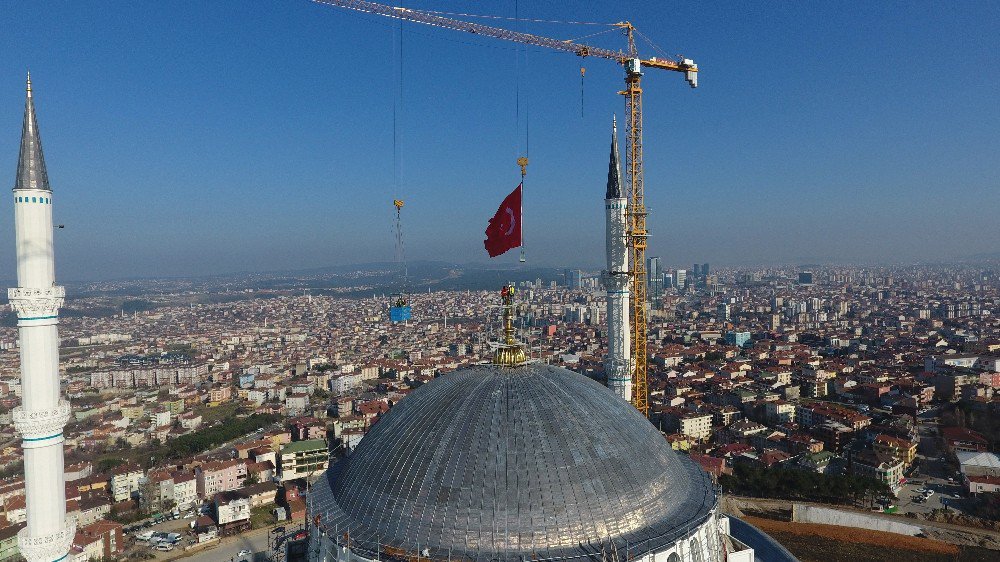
[492,283,528,366]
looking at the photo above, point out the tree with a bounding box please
[97,457,125,472]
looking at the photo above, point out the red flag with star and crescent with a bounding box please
[484,183,522,258]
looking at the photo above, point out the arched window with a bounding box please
[690,538,704,562]
[666,553,680,562]
[31,197,36,203]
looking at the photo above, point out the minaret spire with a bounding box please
[606,114,622,199]
[16,70,50,192]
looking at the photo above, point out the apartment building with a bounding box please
[279,439,328,481]
[196,460,246,499]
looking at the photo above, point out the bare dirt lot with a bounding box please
[743,516,997,562]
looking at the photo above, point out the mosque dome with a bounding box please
[309,363,717,561]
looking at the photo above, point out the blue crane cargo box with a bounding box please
[390,306,411,323]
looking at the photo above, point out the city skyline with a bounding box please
[2,1,998,281]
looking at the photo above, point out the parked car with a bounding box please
[238,549,252,556]
[155,544,173,552]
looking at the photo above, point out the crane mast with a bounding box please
[621,27,649,416]
[314,0,698,417]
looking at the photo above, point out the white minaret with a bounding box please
[10,73,74,562]
[601,117,632,401]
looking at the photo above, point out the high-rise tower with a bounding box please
[601,117,632,401]
[10,73,73,562]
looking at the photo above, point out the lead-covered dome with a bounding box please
[310,364,715,561]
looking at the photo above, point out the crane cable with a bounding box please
[633,27,673,61]
[418,8,613,27]
[514,0,529,263]
[394,201,406,285]
[392,18,408,292]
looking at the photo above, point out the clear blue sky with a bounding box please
[2,1,998,280]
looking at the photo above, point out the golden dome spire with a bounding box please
[492,283,528,366]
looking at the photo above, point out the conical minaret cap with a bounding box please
[606,115,622,199]
[15,71,51,192]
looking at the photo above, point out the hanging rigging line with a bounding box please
[419,9,613,26]
[515,0,529,264]
[633,27,672,60]
[566,26,620,43]
[393,17,403,202]
[392,18,409,295]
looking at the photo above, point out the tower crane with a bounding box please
[314,0,698,417]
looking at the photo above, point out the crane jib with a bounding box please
[313,0,695,76]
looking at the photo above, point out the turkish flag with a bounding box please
[484,183,522,258]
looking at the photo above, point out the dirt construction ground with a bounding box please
[742,516,998,562]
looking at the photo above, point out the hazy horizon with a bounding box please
[2,1,998,280]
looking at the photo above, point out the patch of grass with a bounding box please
[194,401,240,425]
[250,504,276,530]
[0,461,23,479]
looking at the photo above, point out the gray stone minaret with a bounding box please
[10,73,73,562]
[601,116,632,401]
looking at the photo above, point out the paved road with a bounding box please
[182,531,271,562]
[892,415,969,516]
[152,528,273,562]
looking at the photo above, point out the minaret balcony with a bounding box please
[18,518,75,562]
[8,286,64,320]
[13,400,71,447]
